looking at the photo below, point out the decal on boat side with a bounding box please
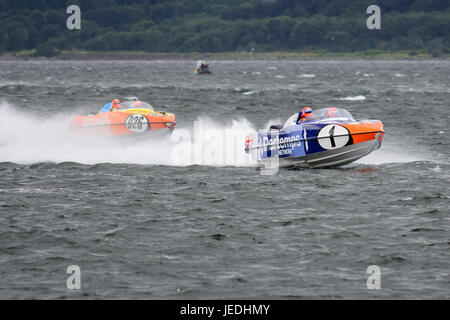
[317,124,350,150]
[125,114,149,133]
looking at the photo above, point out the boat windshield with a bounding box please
[310,107,355,121]
[119,100,153,110]
[283,107,355,127]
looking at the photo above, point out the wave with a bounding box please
[339,95,366,101]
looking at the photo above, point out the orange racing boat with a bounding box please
[71,98,175,138]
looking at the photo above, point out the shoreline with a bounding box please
[1,50,449,61]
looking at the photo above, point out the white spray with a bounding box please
[0,101,257,166]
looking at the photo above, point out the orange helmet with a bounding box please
[112,99,120,109]
[302,106,313,121]
[133,101,143,107]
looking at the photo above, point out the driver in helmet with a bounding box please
[133,101,143,107]
[327,107,339,117]
[99,98,120,113]
[110,99,120,111]
[296,106,313,124]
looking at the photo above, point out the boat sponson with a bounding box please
[281,138,381,168]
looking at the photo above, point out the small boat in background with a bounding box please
[71,97,175,138]
[194,60,211,75]
[245,107,384,169]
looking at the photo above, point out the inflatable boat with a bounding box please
[194,60,211,75]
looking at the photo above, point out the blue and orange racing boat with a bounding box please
[245,107,384,169]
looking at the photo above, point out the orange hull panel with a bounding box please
[71,110,175,136]
[342,121,384,144]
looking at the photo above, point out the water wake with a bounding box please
[0,102,256,167]
[355,136,426,165]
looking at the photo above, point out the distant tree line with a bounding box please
[0,0,448,56]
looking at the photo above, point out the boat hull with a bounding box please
[195,70,211,75]
[282,138,382,168]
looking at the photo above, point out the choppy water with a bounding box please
[0,60,449,299]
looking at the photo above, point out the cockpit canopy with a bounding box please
[283,107,355,128]
[119,100,153,111]
[310,107,355,121]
